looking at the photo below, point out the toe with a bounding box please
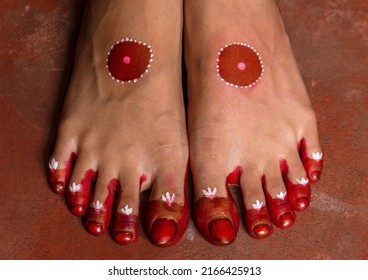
[241,169,273,239]
[262,167,295,229]
[144,168,189,247]
[111,172,142,245]
[65,154,97,217]
[300,135,324,183]
[193,167,240,246]
[85,173,118,236]
[281,156,311,211]
[48,144,76,194]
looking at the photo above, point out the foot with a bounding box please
[48,0,189,247]
[184,0,323,245]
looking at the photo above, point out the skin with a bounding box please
[48,0,189,246]
[49,0,323,246]
[184,0,323,245]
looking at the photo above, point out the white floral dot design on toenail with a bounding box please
[69,182,81,193]
[312,152,323,161]
[49,158,58,170]
[106,37,154,84]
[92,200,103,210]
[162,192,175,207]
[252,200,264,210]
[217,42,264,89]
[121,204,133,215]
[296,177,309,185]
[202,187,217,200]
[276,191,287,200]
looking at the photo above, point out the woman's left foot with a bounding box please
[184,0,323,245]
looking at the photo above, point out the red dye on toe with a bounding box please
[107,38,153,83]
[226,166,242,185]
[85,179,119,236]
[66,169,97,217]
[217,43,263,88]
[254,224,271,238]
[88,223,103,235]
[145,199,189,247]
[280,159,312,212]
[245,207,273,239]
[144,164,190,247]
[299,138,324,183]
[194,197,239,245]
[113,214,138,245]
[48,153,76,194]
[279,213,295,228]
[209,218,235,244]
[264,188,296,229]
[151,219,177,245]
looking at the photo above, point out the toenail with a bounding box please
[296,197,309,210]
[88,222,103,235]
[151,218,177,246]
[115,231,134,244]
[55,183,64,193]
[209,218,235,245]
[279,213,295,228]
[254,224,271,238]
[71,205,85,217]
[311,171,321,182]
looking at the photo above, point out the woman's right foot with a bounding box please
[184,0,323,245]
[48,0,189,247]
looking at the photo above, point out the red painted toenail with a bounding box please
[311,171,321,182]
[279,213,295,228]
[296,198,309,210]
[254,224,271,238]
[209,218,235,245]
[115,231,134,244]
[151,219,177,245]
[71,205,84,217]
[54,183,64,193]
[88,222,103,235]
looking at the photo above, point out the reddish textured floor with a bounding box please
[0,0,367,260]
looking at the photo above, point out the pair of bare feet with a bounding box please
[48,0,323,247]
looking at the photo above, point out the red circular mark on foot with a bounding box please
[218,43,263,88]
[107,38,152,83]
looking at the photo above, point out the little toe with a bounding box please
[282,156,311,211]
[144,169,189,247]
[111,173,142,245]
[300,136,324,183]
[241,171,273,239]
[65,155,97,217]
[48,147,76,194]
[85,174,118,236]
[262,169,295,229]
